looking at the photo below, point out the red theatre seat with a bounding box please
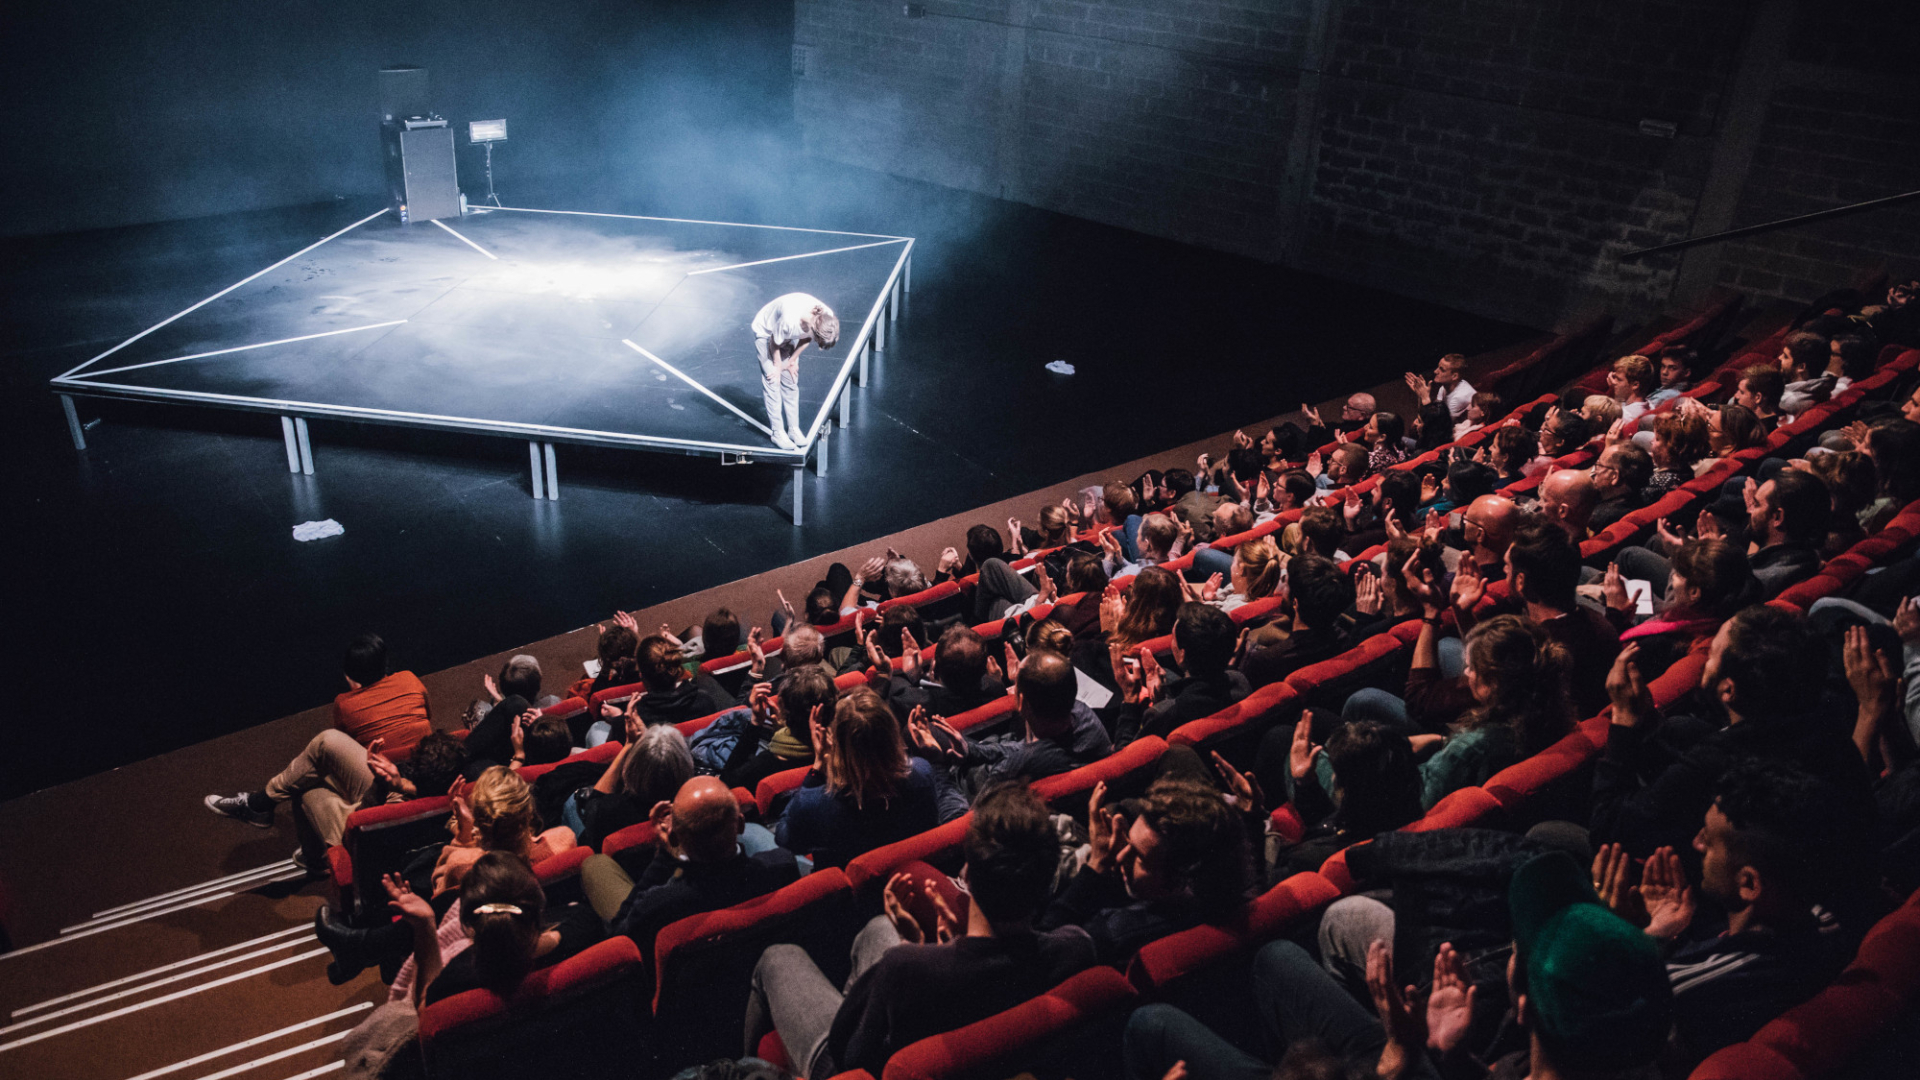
[651,869,857,1070]
[879,965,1139,1080]
[416,935,647,1080]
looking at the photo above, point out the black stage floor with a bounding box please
[54,207,910,458]
[1,165,1535,799]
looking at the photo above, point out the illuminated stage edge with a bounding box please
[50,206,915,526]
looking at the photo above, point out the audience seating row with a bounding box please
[368,313,1920,1079]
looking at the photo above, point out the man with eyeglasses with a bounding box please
[1588,442,1654,533]
[1454,494,1520,581]
[1298,392,1377,450]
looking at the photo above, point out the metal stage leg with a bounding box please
[529,441,546,499]
[280,417,300,473]
[858,342,869,388]
[816,424,829,476]
[905,256,912,295]
[839,384,851,427]
[543,443,559,500]
[876,307,887,351]
[792,465,805,527]
[62,395,86,450]
[294,418,314,475]
[891,275,901,320]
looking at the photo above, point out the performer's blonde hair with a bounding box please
[811,307,840,350]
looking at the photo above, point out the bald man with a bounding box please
[1458,494,1520,579]
[1537,468,1599,541]
[1300,393,1377,449]
[581,775,799,960]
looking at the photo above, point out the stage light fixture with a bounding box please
[469,119,508,207]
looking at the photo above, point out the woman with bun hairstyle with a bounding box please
[380,851,602,1006]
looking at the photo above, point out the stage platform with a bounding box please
[50,206,913,522]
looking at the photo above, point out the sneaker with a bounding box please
[770,429,797,451]
[204,792,273,828]
[291,847,322,875]
[788,427,809,447]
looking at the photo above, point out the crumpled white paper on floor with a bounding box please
[1045,360,1076,375]
[292,519,345,542]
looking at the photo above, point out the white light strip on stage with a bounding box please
[72,323,410,381]
[89,861,297,920]
[280,1062,345,1080]
[485,204,909,240]
[621,340,774,437]
[56,207,391,381]
[185,1029,351,1080]
[430,218,498,260]
[119,1005,373,1080]
[685,238,907,276]
[13,927,311,1017]
[0,938,316,1035]
[50,378,803,457]
[0,948,326,1054]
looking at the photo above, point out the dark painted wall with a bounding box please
[793,0,1920,329]
[1,0,793,236]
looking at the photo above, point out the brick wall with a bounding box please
[1712,2,1920,302]
[1296,0,1747,327]
[795,0,1918,327]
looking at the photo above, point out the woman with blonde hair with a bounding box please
[1581,394,1623,437]
[774,687,937,867]
[312,765,575,989]
[1197,537,1284,613]
[431,766,577,898]
[1010,503,1075,554]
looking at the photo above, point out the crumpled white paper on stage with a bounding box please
[292,519,345,542]
[1045,360,1076,375]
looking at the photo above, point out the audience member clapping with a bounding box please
[908,649,1112,820]
[774,687,938,868]
[1111,603,1249,747]
[580,775,798,962]
[1039,776,1253,964]
[746,781,1095,1078]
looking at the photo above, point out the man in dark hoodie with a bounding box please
[1110,603,1249,747]
[907,650,1112,822]
[883,624,1005,720]
[1593,604,1875,861]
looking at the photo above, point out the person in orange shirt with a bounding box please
[333,633,432,752]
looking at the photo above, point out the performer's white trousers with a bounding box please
[756,336,800,438]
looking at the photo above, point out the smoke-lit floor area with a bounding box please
[1,162,1535,798]
[55,206,910,452]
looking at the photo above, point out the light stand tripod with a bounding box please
[481,141,502,207]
